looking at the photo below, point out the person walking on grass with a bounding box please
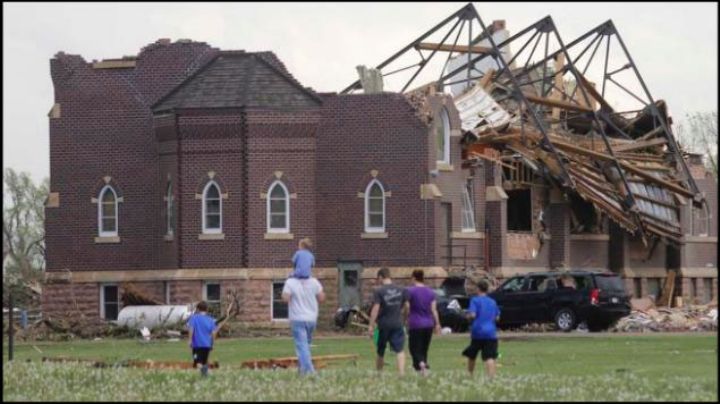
[291,238,315,279]
[404,269,441,376]
[462,279,501,379]
[187,301,219,377]
[282,272,325,376]
[368,267,409,376]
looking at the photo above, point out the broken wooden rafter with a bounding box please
[524,93,594,113]
[612,137,667,153]
[636,126,666,141]
[549,139,695,198]
[416,42,492,54]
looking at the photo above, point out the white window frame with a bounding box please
[100,283,120,321]
[436,107,451,165]
[202,181,222,234]
[271,280,289,321]
[461,180,476,232]
[98,185,118,237]
[166,182,174,236]
[267,180,290,233]
[364,179,386,233]
[203,281,221,312]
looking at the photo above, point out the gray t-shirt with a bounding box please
[373,284,408,330]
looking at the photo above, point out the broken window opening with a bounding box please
[502,159,536,188]
[272,281,288,320]
[507,189,532,232]
[691,204,710,237]
[569,193,602,234]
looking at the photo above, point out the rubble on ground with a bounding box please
[612,304,717,332]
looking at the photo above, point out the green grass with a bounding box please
[3,334,718,401]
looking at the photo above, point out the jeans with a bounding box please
[408,327,433,371]
[290,320,316,375]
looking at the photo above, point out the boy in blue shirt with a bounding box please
[462,280,500,378]
[291,238,315,279]
[187,301,218,377]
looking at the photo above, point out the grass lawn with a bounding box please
[3,334,717,401]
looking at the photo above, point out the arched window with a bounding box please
[267,181,290,233]
[435,107,450,164]
[365,180,385,233]
[202,181,222,234]
[98,185,118,237]
[166,182,174,236]
[461,179,476,232]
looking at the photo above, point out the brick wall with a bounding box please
[315,94,433,267]
[245,109,321,268]
[46,40,219,272]
[429,95,485,268]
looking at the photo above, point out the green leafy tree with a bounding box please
[3,168,48,306]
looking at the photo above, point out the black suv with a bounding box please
[488,271,630,332]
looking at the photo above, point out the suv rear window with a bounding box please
[594,274,626,292]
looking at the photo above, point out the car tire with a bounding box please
[554,308,576,332]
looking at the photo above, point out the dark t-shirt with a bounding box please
[373,284,408,330]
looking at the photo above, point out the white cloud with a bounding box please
[2,2,717,182]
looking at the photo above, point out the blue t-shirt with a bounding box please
[187,313,217,349]
[469,295,500,340]
[291,249,315,279]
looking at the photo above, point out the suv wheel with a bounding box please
[554,308,576,332]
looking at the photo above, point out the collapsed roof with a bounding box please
[344,3,705,246]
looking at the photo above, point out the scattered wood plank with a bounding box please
[524,93,593,113]
[478,69,496,90]
[612,137,668,153]
[416,42,492,54]
[124,359,219,370]
[241,354,359,370]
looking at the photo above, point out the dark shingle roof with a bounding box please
[153,51,321,112]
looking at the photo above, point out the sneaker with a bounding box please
[419,361,428,377]
[200,365,209,377]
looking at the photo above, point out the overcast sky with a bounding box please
[3,2,718,183]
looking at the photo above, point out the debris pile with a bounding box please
[612,305,717,332]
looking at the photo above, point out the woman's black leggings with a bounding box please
[408,327,434,371]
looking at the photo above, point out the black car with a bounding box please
[433,276,471,332]
[433,287,470,332]
[488,270,631,332]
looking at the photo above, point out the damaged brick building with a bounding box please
[43,3,717,324]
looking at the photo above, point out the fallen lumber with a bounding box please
[124,359,219,370]
[416,42,492,54]
[241,354,359,370]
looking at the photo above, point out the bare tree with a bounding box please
[675,111,718,180]
[3,168,48,306]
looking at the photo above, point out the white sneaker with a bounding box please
[419,361,428,377]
